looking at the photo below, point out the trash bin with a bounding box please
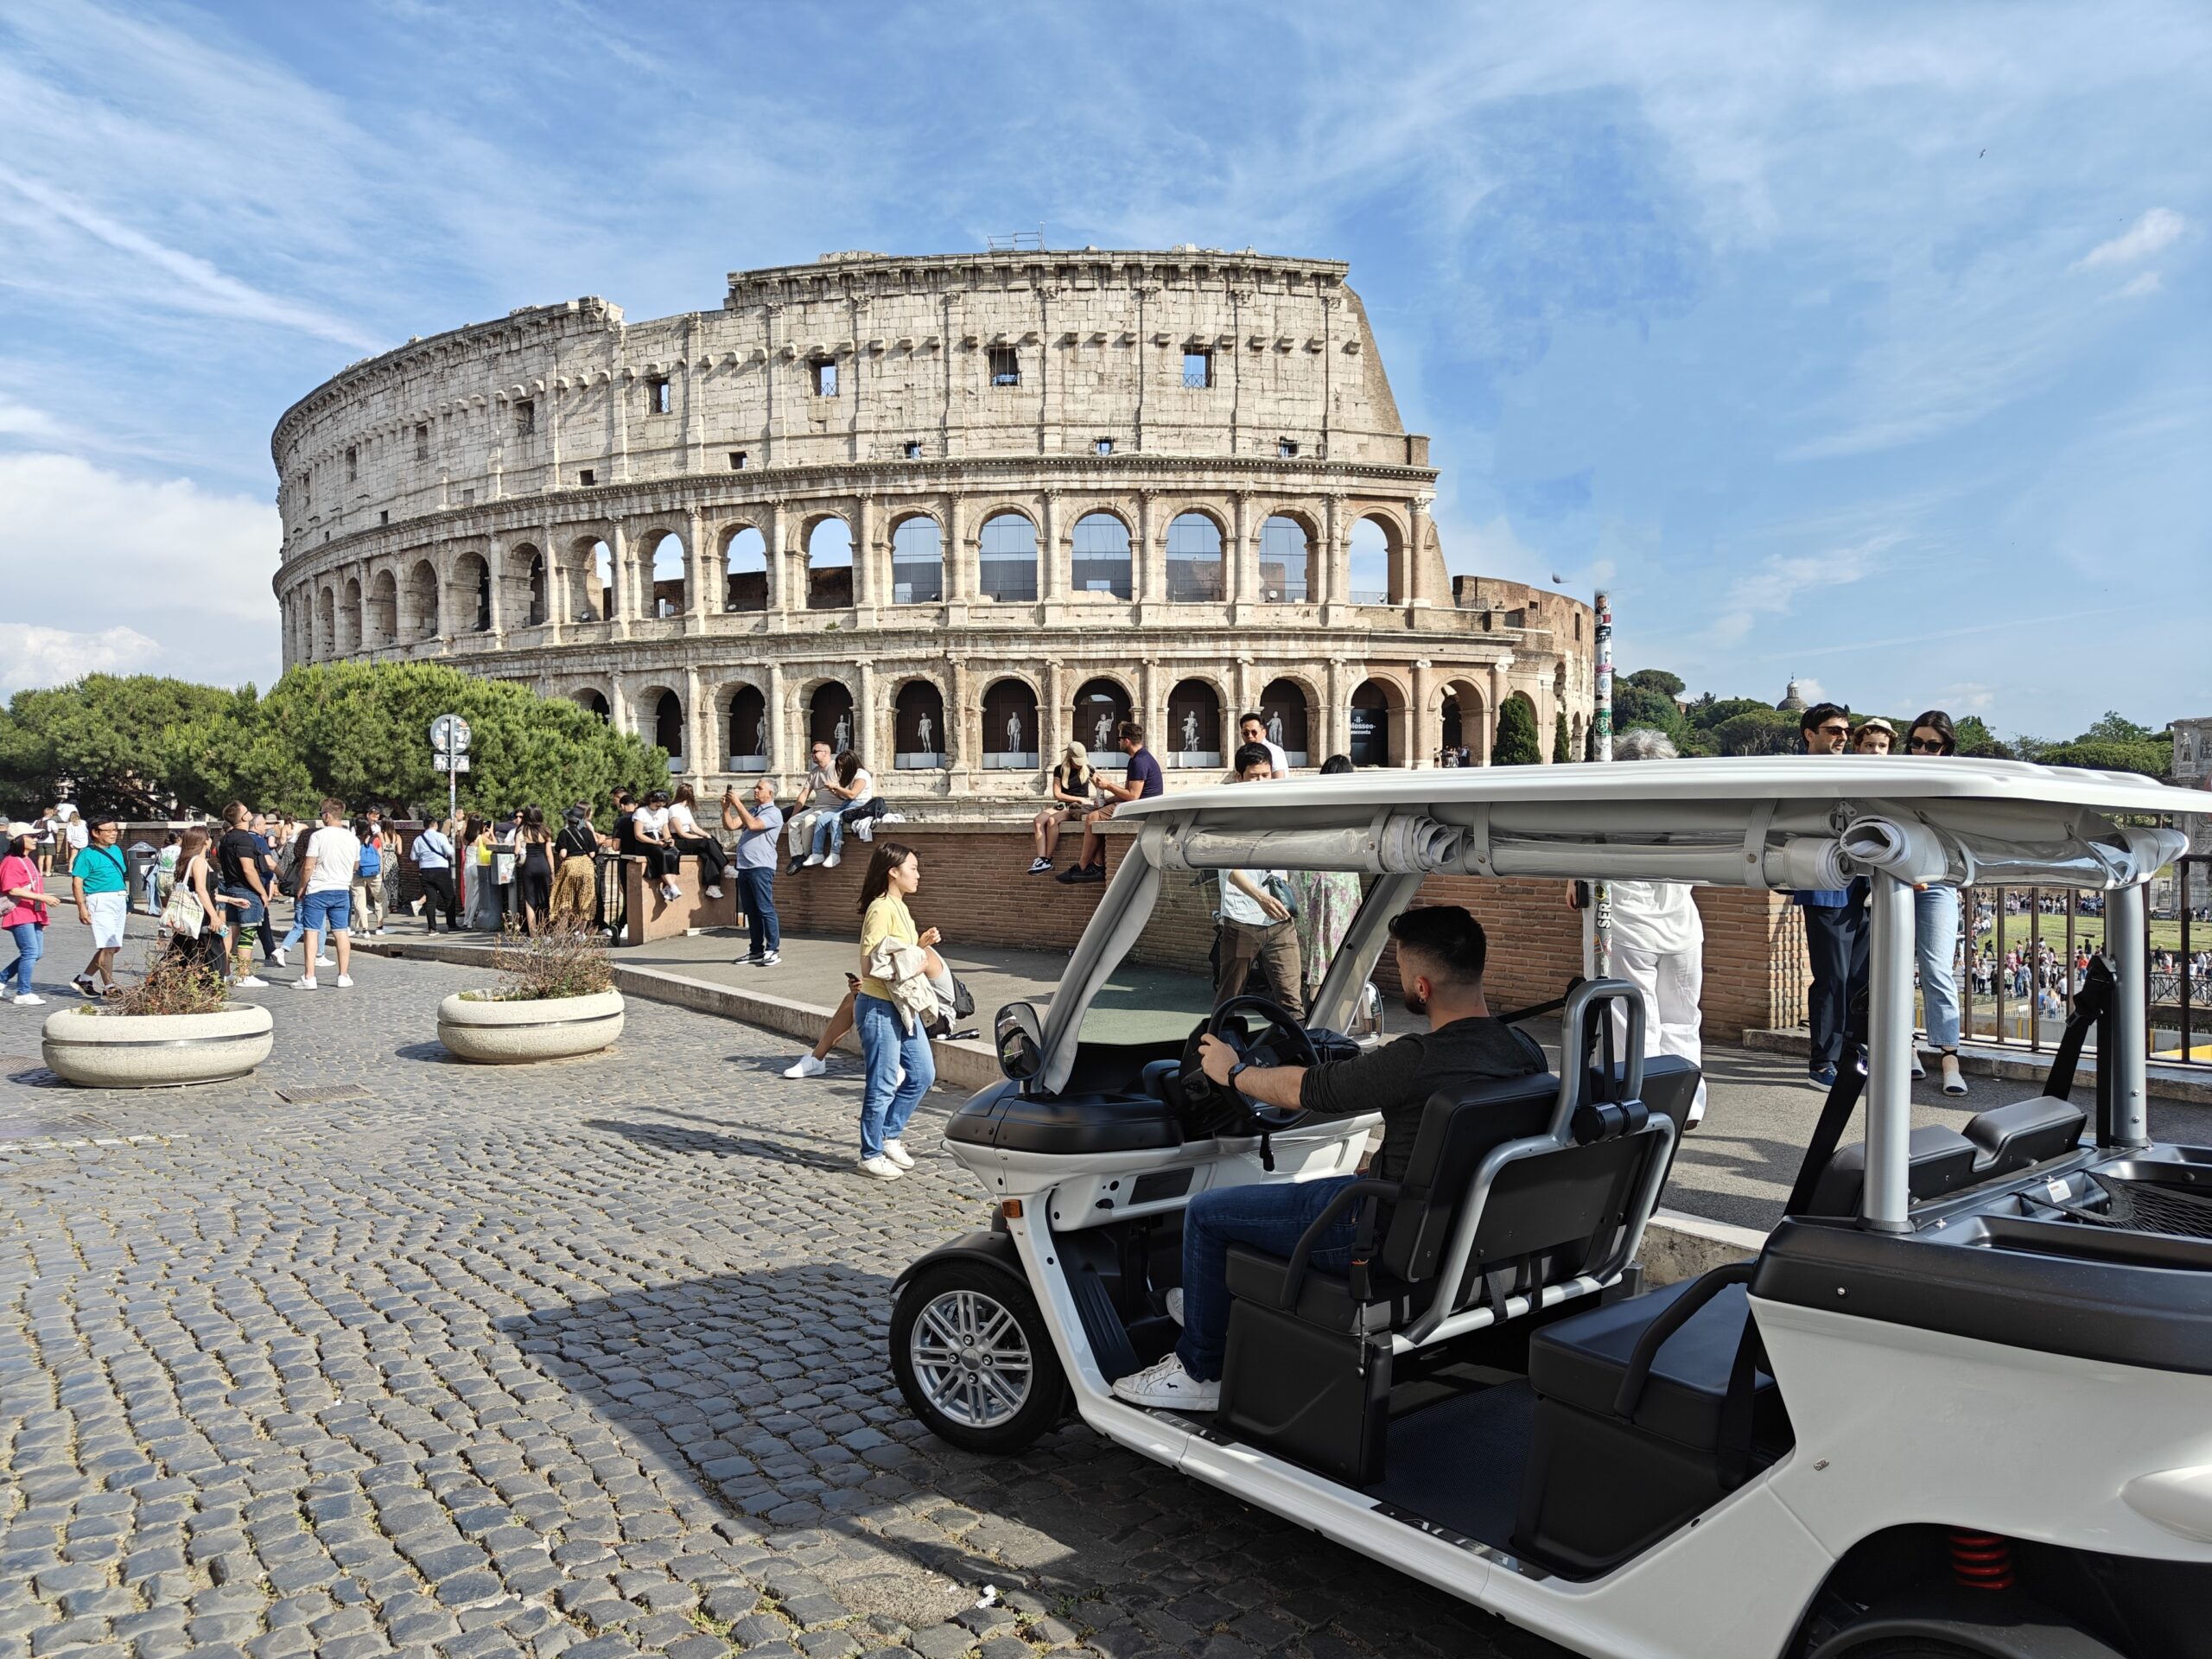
[124,841,159,912]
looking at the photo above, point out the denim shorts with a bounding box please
[298,888,353,934]
[219,882,264,928]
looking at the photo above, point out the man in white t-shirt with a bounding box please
[784,740,838,871]
[1212,744,1303,1017]
[292,798,359,991]
[1236,713,1290,778]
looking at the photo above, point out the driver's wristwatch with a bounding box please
[1228,1060,1255,1090]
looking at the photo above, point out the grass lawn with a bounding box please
[1972,910,2195,956]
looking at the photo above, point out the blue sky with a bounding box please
[1,1,2205,740]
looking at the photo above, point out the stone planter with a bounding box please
[437,988,624,1064]
[41,1003,275,1090]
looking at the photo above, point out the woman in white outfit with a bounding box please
[1569,728,1708,1126]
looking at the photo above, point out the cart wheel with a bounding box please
[891,1260,1065,1454]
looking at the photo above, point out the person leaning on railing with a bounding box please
[1904,709,1970,1096]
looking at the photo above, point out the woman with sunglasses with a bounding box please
[1905,709,1968,1096]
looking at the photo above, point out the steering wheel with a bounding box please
[1179,994,1320,1129]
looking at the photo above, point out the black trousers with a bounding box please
[1802,901,1869,1072]
[419,868,459,931]
[672,832,729,886]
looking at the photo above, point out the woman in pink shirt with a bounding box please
[3,821,54,1005]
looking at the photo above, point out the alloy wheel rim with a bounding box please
[910,1287,1033,1428]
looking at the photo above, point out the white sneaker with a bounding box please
[316,956,334,967]
[1111,1352,1219,1411]
[1027,857,1053,874]
[756,950,780,966]
[233,976,268,989]
[12,993,43,1006]
[823,852,841,869]
[335,975,353,988]
[291,978,318,992]
[704,886,723,899]
[1165,1288,1185,1325]
[803,853,825,867]
[882,1140,915,1170]
[270,948,288,969]
[857,1154,905,1180]
[783,1053,828,1079]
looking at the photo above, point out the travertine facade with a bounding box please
[272,249,1592,806]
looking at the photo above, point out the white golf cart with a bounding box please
[889,758,2212,1659]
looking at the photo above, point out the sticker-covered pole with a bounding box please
[1587,590,1614,978]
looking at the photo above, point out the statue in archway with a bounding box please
[753,714,769,756]
[1181,709,1201,753]
[833,712,852,753]
[1006,709,1024,753]
[916,711,934,753]
[1094,709,1115,752]
[1266,709,1284,746]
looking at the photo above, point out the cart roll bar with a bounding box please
[2107,880,2151,1149]
[1863,871,1915,1234]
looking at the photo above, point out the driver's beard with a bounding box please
[1401,989,1428,1018]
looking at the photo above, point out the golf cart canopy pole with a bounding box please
[1863,872,1916,1233]
[2107,880,2152,1148]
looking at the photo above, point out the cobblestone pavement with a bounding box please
[1,936,1568,1659]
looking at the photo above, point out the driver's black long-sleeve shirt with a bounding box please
[1297,1016,1543,1184]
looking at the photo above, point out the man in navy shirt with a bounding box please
[1060,721,1163,884]
[1794,702,1868,1087]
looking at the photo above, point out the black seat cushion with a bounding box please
[1224,1243,1425,1335]
[1528,1277,1777,1452]
[1963,1096,2086,1173]
[1808,1124,1980,1218]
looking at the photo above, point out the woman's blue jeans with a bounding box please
[810,812,848,858]
[855,992,932,1160]
[5,922,42,995]
[1915,885,1962,1050]
[1175,1174,1358,1382]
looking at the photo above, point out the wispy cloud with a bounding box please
[2115,270,2164,299]
[2075,207,2186,269]
[1710,534,1895,645]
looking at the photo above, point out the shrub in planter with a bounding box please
[436,919,624,1064]
[41,950,274,1089]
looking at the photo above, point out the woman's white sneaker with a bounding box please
[802,853,825,867]
[12,993,43,1006]
[1110,1353,1219,1411]
[823,852,841,868]
[783,1053,827,1079]
[856,1154,905,1180]
[882,1139,915,1169]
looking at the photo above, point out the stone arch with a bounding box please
[402,558,440,640]
[1348,675,1408,767]
[569,536,614,623]
[893,676,947,768]
[804,677,859,757]
[1438,676,1489,766]
[976,509,1039,604]
[721,524,767,613]
[340,577,363,654]
[505,543,546,628]
[639,684,684,766]
[803,513,853,611]
[450,549,492,633]
[315,586,336,659]
[1165,509,1227,602]
[570,686,611,722]
[888,512,944,606]
[1071,674,1135,758]
[1165,675,1226,768]
[1257,676,1316,766]
[980,675,1040,768]
[722,681,769,770]
[640,528,686,618]
[367,569,398,646]
[1348,513,1405,605]
[1258,513,1319,603]
[1069,510,1134,600]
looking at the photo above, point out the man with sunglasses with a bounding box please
[1795,702,1867,1087]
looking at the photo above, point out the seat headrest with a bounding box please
[1963,1096,2087,1173]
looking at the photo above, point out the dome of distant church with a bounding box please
[1777,680,1808,713]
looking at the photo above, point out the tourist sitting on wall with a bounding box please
[1029,742,1097,875]
[784,741,838,875]
[665,783,728,900]
[1058,721,1165,884]
[803,752,877,871]
[632,789,685,904]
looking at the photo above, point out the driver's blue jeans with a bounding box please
[1175,1175,1357,1382]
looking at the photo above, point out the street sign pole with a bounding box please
[429,714,473,830]
[1588,591,1615,979]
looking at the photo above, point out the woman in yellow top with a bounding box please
[854,841,941,1180]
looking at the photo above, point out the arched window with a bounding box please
[894,681,946,768]
[647,531,685,618]
[1349,518,1395,605]
[808,681,856,756]
[806,517,852,610]
[575,689,610,721]
[981,679,1039,768]
[651,690,684,767]
[1349,679,1395,766]
[978,512,1038,603]
[1166,678,1222,768]
[723,527,766,613]
[1071,512,1133,599]
[1166,512,1224,602]
[453,552,491,632]
[1440,679,1487,766]
[315,588,335,658]
[1258,517,1314,603]
[727,685,768,771]
[1257,678,1311,766]
[1071,677,1133,760]
[368,571,397,645]
[404,560,440,640]
[510,545,546,627]
[586,539,614,622]
[891,517,944,605]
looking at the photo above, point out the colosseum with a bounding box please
[271,247,1593,809]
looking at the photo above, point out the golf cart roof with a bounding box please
[1118,756,2196,892]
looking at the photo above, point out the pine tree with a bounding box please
[1494,697,1542,766]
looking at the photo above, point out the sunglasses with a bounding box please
[1815,723,1850,737]
[1908,736,1947,753]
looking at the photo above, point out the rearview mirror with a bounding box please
[995,1001,1045,1083]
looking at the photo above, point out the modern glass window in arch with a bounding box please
[890,517,944,605]
[1348,679,1394,767]
[977,513,1038,602]
[1258,516,1314,603]
[894,681,946,769]
[1165,678,1223,769]
[1070,512,1133,599]
[1257,679,1312,767]
[1166,512,1224,602]
[727,685,768,772]
[723,527,767,613]
[1071,677,1133,761]
[980,678,1039,769]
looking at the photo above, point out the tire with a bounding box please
[891,1259,1066,1454]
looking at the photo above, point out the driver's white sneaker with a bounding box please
[1111,1353,1219,1411]
[1165,1288,1185,1325]
[856,1154,904,1180]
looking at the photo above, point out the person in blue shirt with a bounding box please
[1060,721,1164,884]
[413,817,459,931]
[1794,702,1869,1087]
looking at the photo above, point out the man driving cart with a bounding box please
[1112,904,1543,1411]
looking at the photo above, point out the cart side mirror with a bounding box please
[995,1002,1045,1084]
